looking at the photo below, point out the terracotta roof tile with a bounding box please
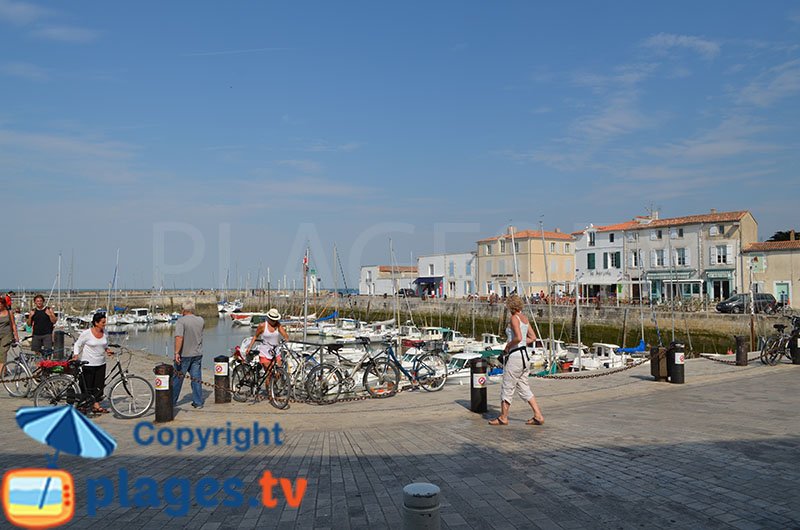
[642,211,750,228]
[743,240,800,252]
[478,230,575,243]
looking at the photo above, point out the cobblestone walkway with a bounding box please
[0,354,798,529]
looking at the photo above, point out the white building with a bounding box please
[415,252,476,298]
[359,265,417,296]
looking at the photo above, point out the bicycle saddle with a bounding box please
[68,359,90,366]
[773,324,787,332]
[356,336,371,345]
[326,344,344,352]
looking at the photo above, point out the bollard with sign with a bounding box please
[402,482,441,530]
[214,355,231,403]
[667,342,685,384]
[153,363,174,422]
[470,358,488,413]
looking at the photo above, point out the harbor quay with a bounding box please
[1,350,798,529]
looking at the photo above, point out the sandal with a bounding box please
[488,417,508,426]
[526,417,545,426]
[93,407,110,414]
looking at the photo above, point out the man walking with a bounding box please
[172,299,205,409]
[26,294,56,355]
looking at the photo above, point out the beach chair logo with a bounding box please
[3,406,116,528]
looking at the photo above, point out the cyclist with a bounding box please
[244,308,288,379]
[0,296,20,373]
[72,312,113,414]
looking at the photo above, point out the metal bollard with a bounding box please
[469,358,488,413]
[649,346,668,381]
[214,355,231,403]
[153,363,174,422]
[734,335,748,366]
[402,483,440,530]
[53,330,66,360]
[790,331,800,365]
[667,342,685,384]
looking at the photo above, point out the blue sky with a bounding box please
[2,1,798,290]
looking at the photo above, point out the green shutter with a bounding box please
[588,253,595,270]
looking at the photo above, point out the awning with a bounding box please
[646,271,696,280]
[414,276,443,284]
[705,269,734,279]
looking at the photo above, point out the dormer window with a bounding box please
[588,232,596,247]
[609,233,615,243]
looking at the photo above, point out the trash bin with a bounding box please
[650,347,668,382]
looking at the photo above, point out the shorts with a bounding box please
[31,334,53,353]
[499,351,534,404]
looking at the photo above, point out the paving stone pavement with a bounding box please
[0,351,798,529]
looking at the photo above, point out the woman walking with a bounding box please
[489,295,545,426]
[0,297,20,373]
[72,312,113,414]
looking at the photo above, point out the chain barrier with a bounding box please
[698,353,762,366]
[530,359,650,379]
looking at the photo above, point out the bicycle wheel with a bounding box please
[109,375,155,419]
[33,375,80,407]
[416,353,447,392]
[305,363,343,404]
[231,365,256,402]
[363,359,399,398]
[767,340,785,366]
[1,361,31,397]
[759,337,777,365]
[268,366,290,410]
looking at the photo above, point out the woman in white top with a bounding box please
[244,308,289,376]
[72,312,113,413]
[489,295,545,426]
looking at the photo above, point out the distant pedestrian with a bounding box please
[0,296,20,373]
[4,291,13,309]
[72,312,112,414]
[26,294,56,355]
[245,308,288,377]
[489,295,545,426]
[172,299,205,409]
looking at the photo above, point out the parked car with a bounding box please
[398,288,416,298]
[716,293,777,314]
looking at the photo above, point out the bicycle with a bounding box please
[1,337,55,397]
[305,337,391,404]
[760,316,800,366]
[32,345,155,418]
[230,343,290,409]
[373,339,448,393]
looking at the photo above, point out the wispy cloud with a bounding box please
[738,59,800,107]
[277,159,322,173]
[570,91,653,141]
[303,140,362,153]
[0,61,48,80]
[642,33,721,60]
[0,128,140,184]
[644,116,778,160]
[0,0,53,25]
[32,25,98,43]
[183,47,292,57]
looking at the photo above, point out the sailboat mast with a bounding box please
[302,248,309,345]
[540,221,555,364]
[509,226,523,297]
[333,245,338,315]
[57,253,62,313]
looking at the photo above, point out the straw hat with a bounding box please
[266,308,282,321]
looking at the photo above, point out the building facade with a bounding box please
[359,265,417,296]
[574,220,638,299]
[415,252,476,298]
[742,237,800,309]
[476,227,575,298]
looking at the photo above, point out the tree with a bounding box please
[767,230,798,242]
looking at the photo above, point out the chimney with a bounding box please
[554,228,561,233]
[651,210,659,220]
[710,208,717,214]
[507,226,516,236]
